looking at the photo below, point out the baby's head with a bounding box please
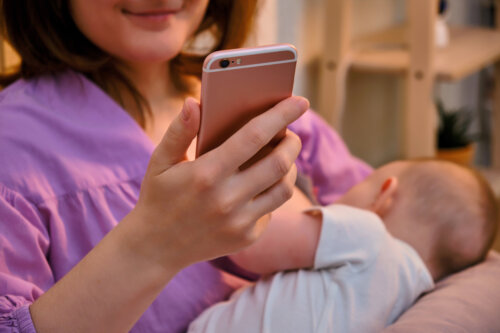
[337,159,498,281]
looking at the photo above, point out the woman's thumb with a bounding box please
[149,97,200,175]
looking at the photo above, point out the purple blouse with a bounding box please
[0,71,371,332]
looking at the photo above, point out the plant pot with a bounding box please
[436,144,475,166]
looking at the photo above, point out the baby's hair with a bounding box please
[399,160,498,278]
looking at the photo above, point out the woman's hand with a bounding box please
[128,96,309,272]
[30,96,308,333]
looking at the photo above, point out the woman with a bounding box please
[0,1,371,332]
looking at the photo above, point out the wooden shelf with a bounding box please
[350,26,500,81]
[320,0,500,165]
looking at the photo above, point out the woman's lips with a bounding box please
[122,8,178,30]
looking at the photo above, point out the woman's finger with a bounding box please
[148,98,200,175]
[225,130,302,203]
[245,163,298,219]
[202,96,309,177]
[235,214,271,250]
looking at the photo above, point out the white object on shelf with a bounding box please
[435,16,450,48]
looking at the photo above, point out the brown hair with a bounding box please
[400,160,499,278]
[0,0,259,127]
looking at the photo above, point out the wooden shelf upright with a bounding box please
[319,0,500,167]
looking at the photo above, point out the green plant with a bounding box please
[437,100,474,149]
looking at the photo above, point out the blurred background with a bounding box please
[254,0,498,169]
[252,0,500,249]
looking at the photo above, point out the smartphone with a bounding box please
[196,44,297,159]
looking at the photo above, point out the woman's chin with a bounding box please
[117,47,183,65]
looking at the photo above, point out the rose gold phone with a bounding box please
[196,44,297,158]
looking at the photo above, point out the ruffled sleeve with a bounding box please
[289,110,373,205]
[0,185,53,333]
[0,298,36,333]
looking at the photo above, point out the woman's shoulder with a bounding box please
[0,76,59,200]
[1,70,84,104]
[0,71,95,130]
[0,71,151,203]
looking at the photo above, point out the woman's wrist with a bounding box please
[116,208,186,286]
[119,204,194,274]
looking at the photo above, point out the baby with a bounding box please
[188,160,499,333]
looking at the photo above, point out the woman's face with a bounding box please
[70,0,209,64]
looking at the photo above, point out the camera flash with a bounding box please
[237,58,241,64]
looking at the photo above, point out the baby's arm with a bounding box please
[229,186,322,275]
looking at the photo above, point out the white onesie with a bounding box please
[188,204,434,333]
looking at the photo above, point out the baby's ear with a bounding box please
[371,177,398,217]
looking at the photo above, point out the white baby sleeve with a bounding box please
[308,204,388,271]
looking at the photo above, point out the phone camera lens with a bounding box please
[220,59,230,68]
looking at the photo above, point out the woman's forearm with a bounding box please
[30,210,178,333]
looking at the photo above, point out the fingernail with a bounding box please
[181,100,191,122]
[296,97,309,110]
